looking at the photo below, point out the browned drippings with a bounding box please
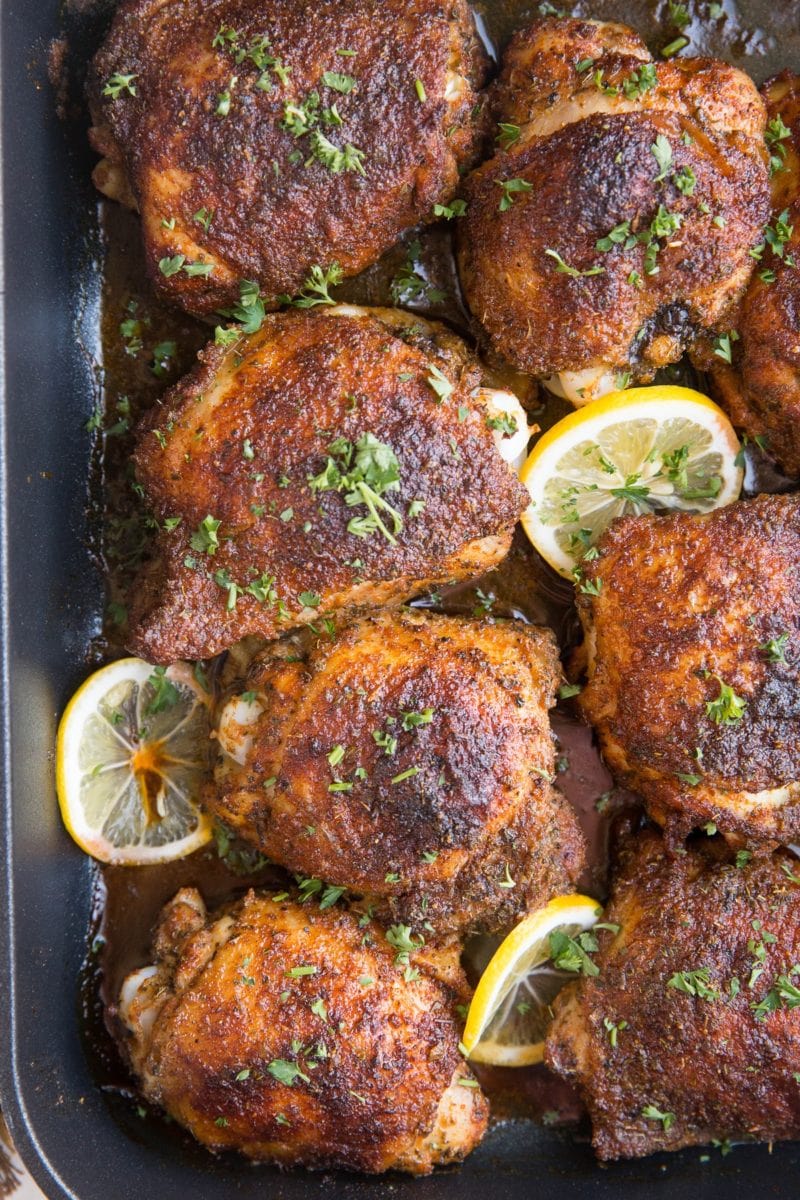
[79,0,797,1137]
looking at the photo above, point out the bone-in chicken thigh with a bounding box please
[458,16,770,405]
[209,608,586,935]
[546,829,800,1160]
[119,886,488,1173]
[703,73,800,477]
[577,493,800,844]
[88,0,487,316]
[128,307,529,663]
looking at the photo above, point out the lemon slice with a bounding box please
[520,385,743,579]
[462,894,601,1067]
[56,658,214,864]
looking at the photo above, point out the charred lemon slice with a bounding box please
[462,894,602,1067]
[56,658,213,864]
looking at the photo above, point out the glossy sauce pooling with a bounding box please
[83,0,797,1135]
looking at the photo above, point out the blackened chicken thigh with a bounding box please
[88,0,487,315]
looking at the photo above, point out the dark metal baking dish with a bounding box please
[1,1,799,1196]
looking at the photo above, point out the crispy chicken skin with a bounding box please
[209,608,586,934]
[702,73,800,477]
[457,17,770,405]
[127,307,529,663]
[546,829,800,1160]
[87,0,487,316]
[576,494,800,844]
[118,886,488,1173]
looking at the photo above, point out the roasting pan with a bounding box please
[1,0,800,1196]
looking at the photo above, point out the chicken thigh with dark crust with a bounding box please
[209,608,586,935]
[576,493,800,845]
[702,72,800,477]
[457,16,770,405]
[128,306,529,663]
[88,0,487,316]
[119,885,488,1173]
[546,829,800,1160]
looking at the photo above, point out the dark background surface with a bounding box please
[1,1,799,1197]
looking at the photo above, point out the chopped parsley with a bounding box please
[549,929,600,976]
[752,969,800,1021]
[496,177,533,212]
[216,81,237,117]
[216,279,267,341]
[309,433,403,544]
[190,515,221,556]
[667,967,719,1002]
[712,330,740,364]
[661,35,689,58]
[496,122,522,149]
[705,676,747,725]
[766,114,792,177]
[385,924,424,965]
[486,413,518,435]
[651,134,673,182]
[214,822,271,875]
[390,240,446,306]
[327,744,346,767]
[596,221,638,253]
[322,70,356,93]
[433,199,467,220]
[602,1017,628,1047]
[102,72,137,99]
[621,63,658,99]
[267,1059,310,1086]
[544,248,605,279]
[144,666,180,715]
[760,632,790,664]
[391,766,421,784]
[307,129,365,174]
[291,262,344,308]
[372,728,398,756]
[673,165,696,195]
[642,1105,675,1131]
[668,2,690,26]
[400,708,434,730]
[764,209,795,263]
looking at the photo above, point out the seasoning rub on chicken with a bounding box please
[119,886,488,1173]
[127,306,529,663]
[210,608,586,935]
[546,829,800,1160]
[702,72,800,477]
[576,493,800,844]
[457,16,770,406]
[87,0,487,316]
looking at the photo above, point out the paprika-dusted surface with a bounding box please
[118,886,488,1173]
[457,17,770,398]
[702,72,800,477]
[576,493,800,844]
[129,307,528,663]
[546,829,800,1159]
[208,608,586,935]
